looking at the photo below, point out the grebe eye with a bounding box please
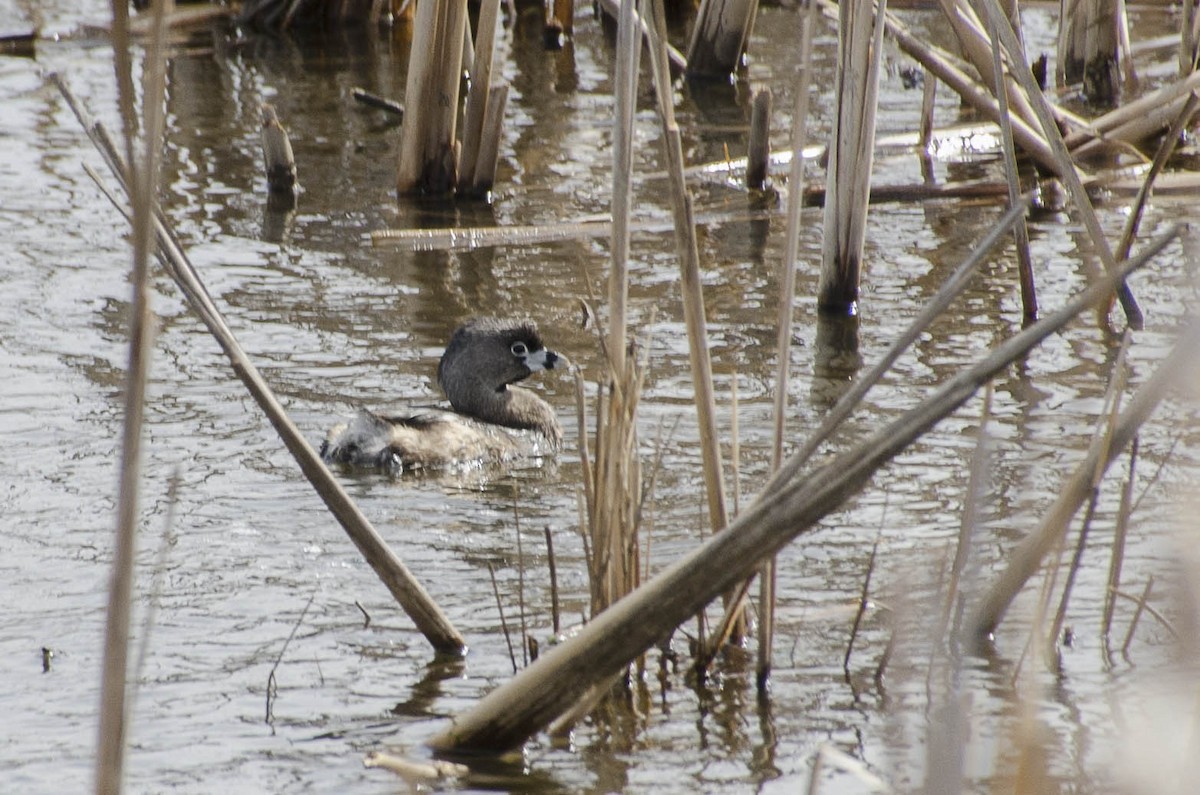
[510,341,528,356]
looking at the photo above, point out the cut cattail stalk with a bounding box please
[746,87,772,190]
[260,103,297,197]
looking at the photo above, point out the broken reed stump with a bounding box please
[457,0,501,194]
[1058,0,1125,106]
[818,0,885,314]
[260,103,297,198]
[396,0,469,195]
[426,227,1178,755]
[545,0,574,47]
[684,0,759,80]
[746,87,772,190]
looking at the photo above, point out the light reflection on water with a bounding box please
[3,2,1199,793]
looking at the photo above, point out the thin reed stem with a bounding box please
[265,593,316,724]
[544,527,561,636]
[1102,437,1137,651]
[844,541,878,676]
[984,6,1037,320]
[96,4,169,792]
[515,507,528,667]
[488,563,518,674]
[1114,91,1200,263]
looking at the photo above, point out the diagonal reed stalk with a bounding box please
[984,5,1037,321]
[428,226,1180,754]
[979,0,1143,328]
[764,197,1031,499]
[969,302,1199,642]
[56,79,466,656]
[96,2,169,792]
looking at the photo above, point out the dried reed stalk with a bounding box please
[1114,91,1200,263]
[584,0,646,618]
[757,6,815,688]
[984,7,1037,320]
[844,1,1059,174]
[644,0,735,646]
[56,83,466,656]
[938,382,993,648]
[260,104,297,197]
[1064,70,1200,159]
[427,226,1178,754]
[457,0,501,192]
[644,0,728,540]
[939,0,1042,132]
[545,0,573,42]
[818,0,886,313]
[607,0,640,380]
[684,0,758,80]
[980,0,1143,329]
[1058,0,1125,105]
[595,0,688,72]
[96,2,169,791]
[1101,437,1136,651]
[396,0,468,194]
[468,84,509,195]
[746,88,772,190]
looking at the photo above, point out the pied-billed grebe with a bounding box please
[321,318,565,470]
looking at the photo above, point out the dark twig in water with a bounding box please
[544,527,560,636]
[1118,578,1156,653]
[1047,491,1098,663]
[488,563,518,675]
[266,593,316,725]
[1108,588,1176,643]
[844,541,879,677]
[1132,435,1181,515]
[1048,332,1131,658]
[761,8,816,690]
[355,600,372,629]
[351,87,404,117]
[514,505,529,667]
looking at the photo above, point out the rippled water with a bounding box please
[3,2,1200,793]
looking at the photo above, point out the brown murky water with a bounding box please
[3,2,1200,792]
